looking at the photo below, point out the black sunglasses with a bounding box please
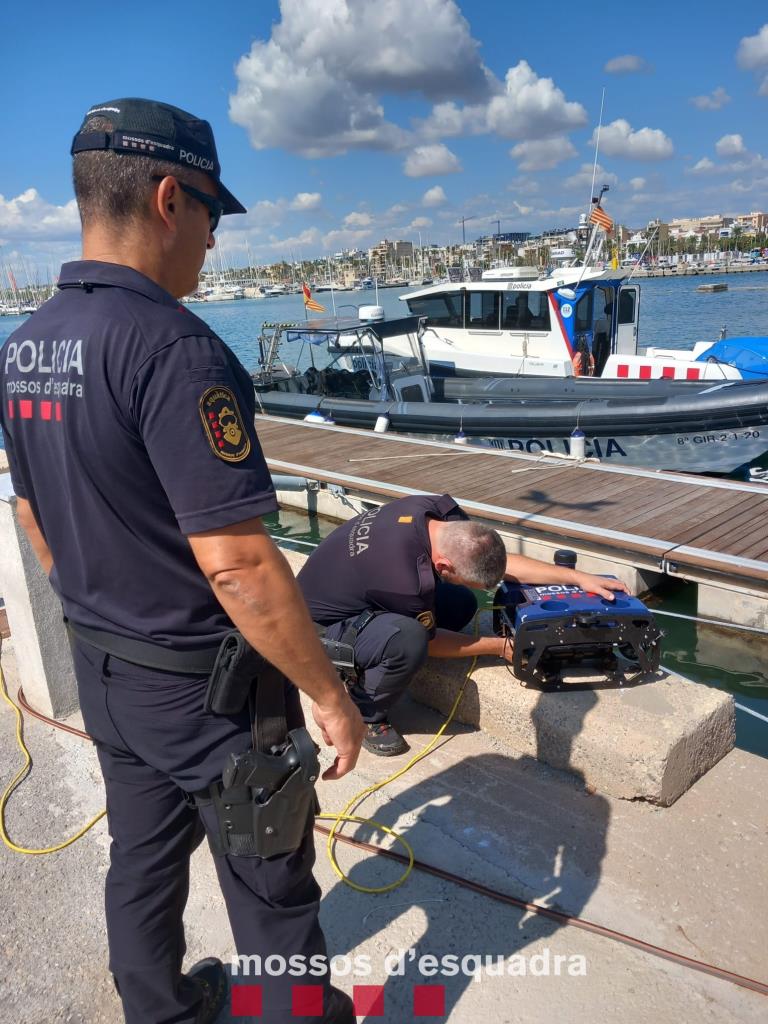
[152,175,224,233]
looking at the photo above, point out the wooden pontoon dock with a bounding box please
[256,415,768,625]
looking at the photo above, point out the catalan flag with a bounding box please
[589,204,613,232]
[302,283,326,313]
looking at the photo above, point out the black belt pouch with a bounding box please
[204,631,263,715]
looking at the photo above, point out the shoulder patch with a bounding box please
[398,515,413,523]
[416,610,435,630]
[199,386,251,462]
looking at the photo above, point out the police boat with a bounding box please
[250,315,768,475]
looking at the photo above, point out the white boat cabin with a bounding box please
[397,266,739,381]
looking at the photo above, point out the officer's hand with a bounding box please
[575,572,630,600]
[312,690,365,781]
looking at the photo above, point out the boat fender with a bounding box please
[374,414,390,433]
[303,409,326,423]
[569,428,586,460]
[453,429,468,445]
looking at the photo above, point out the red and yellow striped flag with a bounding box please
[302,283,326,313]
[589,204,613,232]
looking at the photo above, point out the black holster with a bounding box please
[202,728,320,859]
[197,645,321,859]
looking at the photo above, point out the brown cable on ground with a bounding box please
[313,824,768,997]
[13,686,768,998]
[17,687,91,740]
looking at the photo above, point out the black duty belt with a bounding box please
[66,620,222,675]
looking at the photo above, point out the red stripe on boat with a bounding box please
[639,365,652,379]
[548,293,574,357]
[662,366,675,378]
[686,367,701,380]
[617,364,629,378]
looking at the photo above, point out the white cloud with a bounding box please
[689,157,715,173]
[510,200,533,216]
[422,185,447,207]
[509,137,576,171]
[385,203,408,216]
[506,177,540,195]
[417,100,477,139]
[594,119,673,160]
[265,227,322,251]
[229,0,493,156]
[404,144,462,177]
[343,211,372,227]
[629,177,646,190]
[690,86,731,111]
[321,228,372,250]
[737,24,768,69]
[716,133,745,157]
[409,216,432,229]
[0,188,80,241]
[418,61,585,143]
[485,62,586,139]
[604,55,651,74]
[563,163,619,191]
[289,192,322,211]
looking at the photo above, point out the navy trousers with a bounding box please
[323,581,478,723]
[71,638,329,1024]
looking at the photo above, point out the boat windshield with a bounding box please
[255,315,428,395]
[407,288,551,331]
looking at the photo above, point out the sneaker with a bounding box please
[323,986,356,1023]
[188,957,228,1024]
[362,721,409,756]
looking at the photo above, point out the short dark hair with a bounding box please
[72,115,206,227]
[439,521,507,589]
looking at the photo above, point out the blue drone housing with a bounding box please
[493,579,661,689]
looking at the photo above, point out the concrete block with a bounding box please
[0,484,78,718]
[409,640,735,806]
[697,581,768,631]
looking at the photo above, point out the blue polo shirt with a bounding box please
[297,493,468,637]
[0,260,277,649]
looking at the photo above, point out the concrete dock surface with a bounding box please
[1,639,766,1024]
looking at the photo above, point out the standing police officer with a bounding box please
[299,494,627,755]
[0,98,364,1024]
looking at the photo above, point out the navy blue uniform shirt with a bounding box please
[297,494,468,638]
[0,261,278,649]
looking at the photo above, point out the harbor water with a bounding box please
[1,274,767,755]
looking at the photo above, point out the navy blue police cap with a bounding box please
[71,97,246,215]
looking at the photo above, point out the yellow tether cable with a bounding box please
[317,629,482,893]
[0,613,486,878]
[0,656,106,855]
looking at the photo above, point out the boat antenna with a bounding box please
[559,90,607,302]
[588,88,606,214]
[570,185,610,296]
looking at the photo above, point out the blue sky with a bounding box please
[2,0,768,277]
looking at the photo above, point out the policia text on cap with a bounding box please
[0,98,364,1024]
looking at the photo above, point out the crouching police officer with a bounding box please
[0,98,364,1024]
[298,494,627,756]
